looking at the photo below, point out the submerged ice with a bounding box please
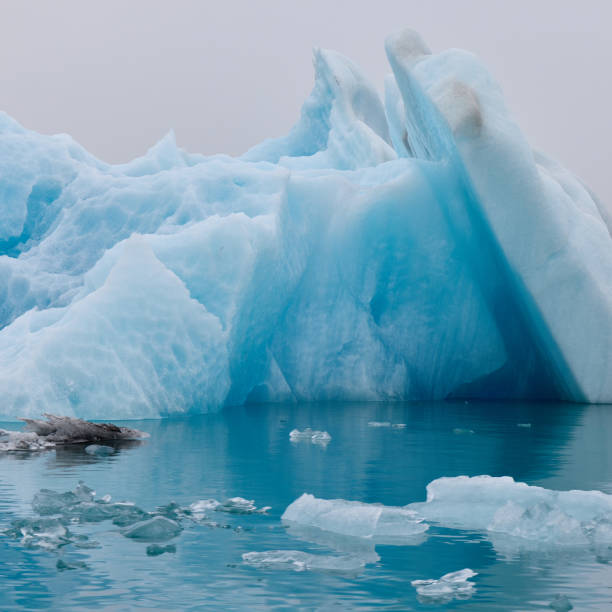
[0,29,611,418]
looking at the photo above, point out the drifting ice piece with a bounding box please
[289,429,332,445]
[408,475,612,553]
[241,550,367,573]
[1,415,147,451]
[411,568,477,603]
[282,493,428,540]
[121,516,182,541]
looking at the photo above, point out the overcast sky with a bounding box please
[1,1,610,202]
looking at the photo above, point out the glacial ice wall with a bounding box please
[0,30,611,418]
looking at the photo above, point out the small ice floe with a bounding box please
[84,444,114,456]
[549,594,573,611]
[282,493,428,541]
[190,497,270,517]
[392,423,407,429]
[517,423,532,428]
[122,516,182,542]
[453,428,475,435]
[368,421,407,429]
[406,475,612,557]
[411,568,477,603]
[1,414,148,452]
[289,428,331,446]
[146,543,177,557]
[6,480,272,559]
[241,550,366,573]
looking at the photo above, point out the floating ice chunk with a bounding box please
[146,544,177,556]
[549,594,573,611]
[0,429,54,451]
[217,497,271,514]
[84,444,115,456]
[517,423,532,428]
[241,550,367,573]
[282,493,428,540]
[367,421,406,429]
[289,429,332,446]
[411,568,477,603]
[453,428,474,435]
[189,497,270,516]
[408,475,612,554]
[22,414,149,443]
[6,517,71,551]
[0,415,148,451]
[189,499,220,518]
[122,516,182,542]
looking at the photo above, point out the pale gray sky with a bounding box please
[1,1,610,202]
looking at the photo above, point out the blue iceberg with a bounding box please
[0,29,611,419]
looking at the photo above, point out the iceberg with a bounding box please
[0,28,611,418]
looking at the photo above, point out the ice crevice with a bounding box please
[0,27,611,418]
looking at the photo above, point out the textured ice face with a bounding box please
[0,28,611,418]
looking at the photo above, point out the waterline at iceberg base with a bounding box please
[1,29,611,419]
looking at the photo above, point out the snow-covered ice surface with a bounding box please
[0,29,611,419]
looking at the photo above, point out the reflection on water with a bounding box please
[0,401,611,610]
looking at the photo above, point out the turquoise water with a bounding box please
[1,401,611,610]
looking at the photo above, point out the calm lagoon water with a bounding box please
[1,401,612,610]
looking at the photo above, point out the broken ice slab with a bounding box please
[453,428,475,435]
[282,493,428,540]
[122,516,182,542]
[241,550,367,573]
[411,568,477,603]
